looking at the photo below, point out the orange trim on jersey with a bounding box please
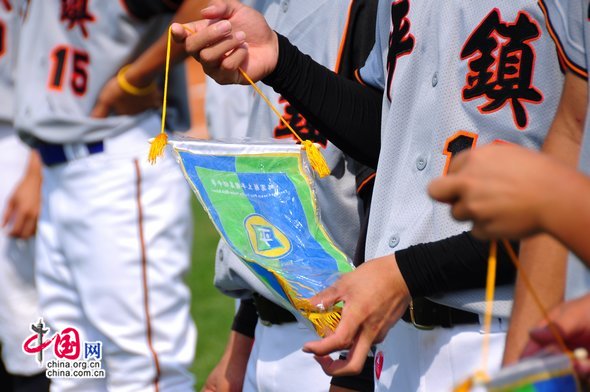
[48,46,69,92]
[356,171,376,194]
[442,130,479,175]
[0,21,5,59]
[538,0,588,79]
[334,0,355,73]
[354,68,367,86]
[134,160,162,392]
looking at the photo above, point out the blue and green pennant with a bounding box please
[170,139,353,336]
[484,352,582,392]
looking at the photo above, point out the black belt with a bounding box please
[252,293,296,326]
[402,297,480,329]
[37,140,104,166]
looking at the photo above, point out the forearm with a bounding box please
[504,70,586,364]
[125,0,208,87]
[543,169,590,265]
[263,34,383,168]
[395,232,517,298]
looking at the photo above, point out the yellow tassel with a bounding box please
[149,26,173,165]
[148,133,168,164]
[453,371,489,392]
[294,296,342,337]
[302,140,331,178]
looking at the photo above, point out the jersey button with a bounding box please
[281,0,289,12]
[416,156,427,171]
[388,235,400,248]
[431,72,438,87]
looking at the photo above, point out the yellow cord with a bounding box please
[153,24,331,177]
[236,68,330,177]
[482,240,497,376]
[147,26,173,164]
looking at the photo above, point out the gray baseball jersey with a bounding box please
[14,0,189,144]
[358,0,563,317]
[0,0,18,123]
[541,0,590,300]
[214,0,364,302]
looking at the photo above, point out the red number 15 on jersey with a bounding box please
[48,45,89,96]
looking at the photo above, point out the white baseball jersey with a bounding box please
[0,0,17,122]
[358,1,563,390]
[541,0,590,300]
[359,0,563,317]
[14,1,196,390]
[15,0,189,144]
[0,0,46,377]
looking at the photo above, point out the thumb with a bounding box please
[90,101,110,118]
[171,22,191,42]
[428,176,461,204]
[201,0,236,20]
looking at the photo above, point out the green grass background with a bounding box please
[186,196,235,391]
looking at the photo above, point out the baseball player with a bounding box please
[430,0,590,371]
[14,1,205,390]
[200,1,377,391]
[0,1,48,391]
[172,0,564,390]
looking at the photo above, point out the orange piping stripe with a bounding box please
[135,159,161,392]
[356,172,376,194]
[334,0,355,73]
[538,0,588,79]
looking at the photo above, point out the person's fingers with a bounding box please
[8,207,24,238]
[19,214,37,239]
[447,149,470,174]
[575,358,590,381]
[469,224,492,240]
[201,0,233,19]
[184,20,235,56]
[313,332,373,376]
[171,23,189,42]
[529,324,560,346]
[199,32,246,67]
[1,198,14,228]
[450,199,472,221]
[428,176,462,204]
[218,42,248,72]
[303,303,364,357]
[308,283,343,310]
[90,101,110,118]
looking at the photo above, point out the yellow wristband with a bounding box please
[117,65,157,96]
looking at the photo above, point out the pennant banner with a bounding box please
[485,353,581,392]
[170,138,353,336]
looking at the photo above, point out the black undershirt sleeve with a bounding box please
[263,33,383,169]
[396,232,518,298]
[123,0,182,20]
[230,299,258,339]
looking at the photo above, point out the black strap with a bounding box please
[252,293,296,325]
[401,297,479,328]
